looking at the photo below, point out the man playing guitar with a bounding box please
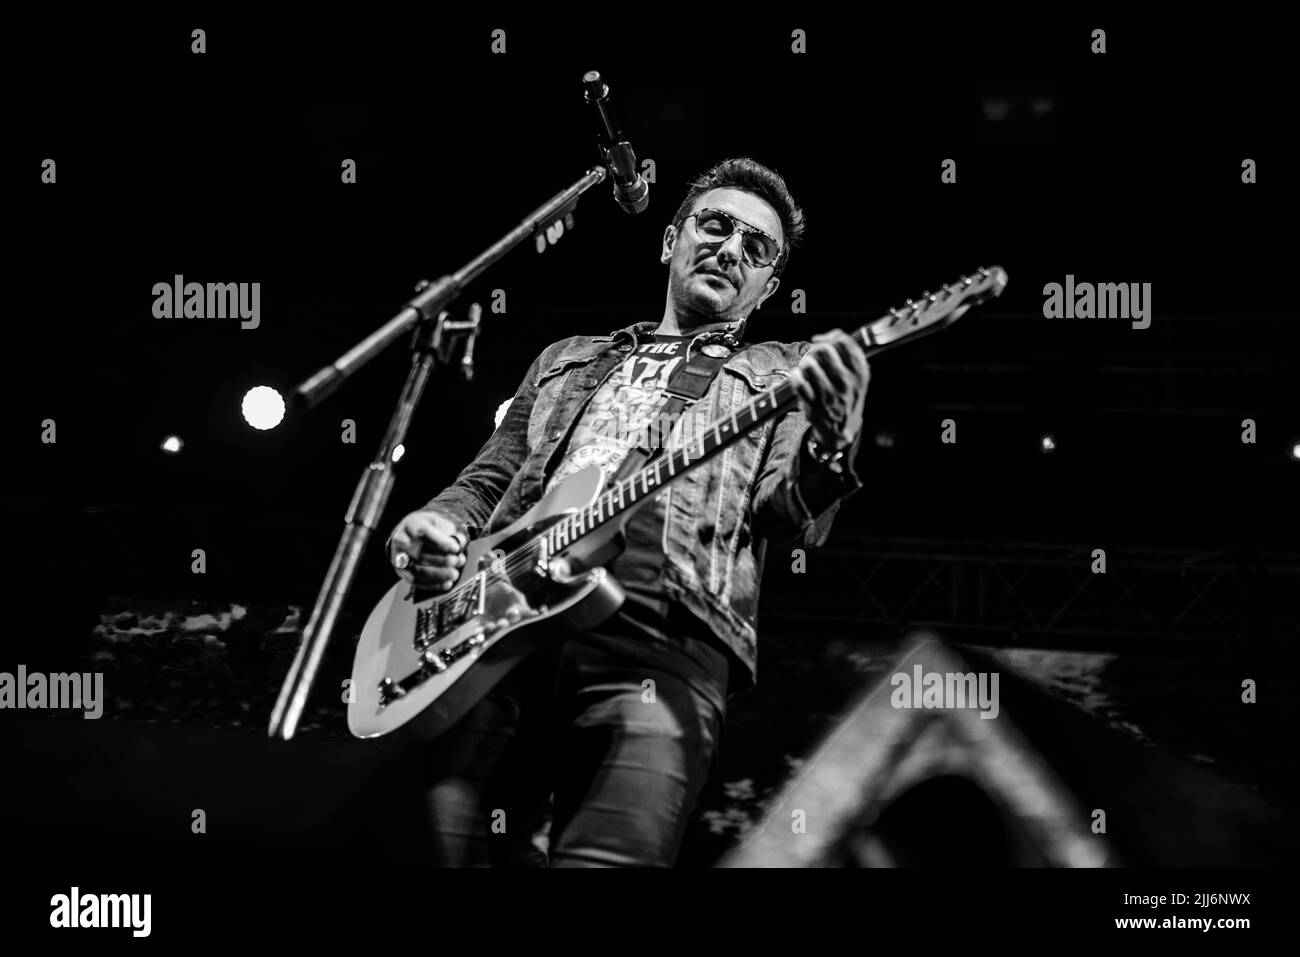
[386,157,870,866]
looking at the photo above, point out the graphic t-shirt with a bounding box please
[543,334,736,708]
[544,334,693,494]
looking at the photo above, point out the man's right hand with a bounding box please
[388,510,469,591]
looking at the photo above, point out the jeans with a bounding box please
[410,609,729,867]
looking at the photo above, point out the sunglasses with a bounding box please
[684,207,783,269]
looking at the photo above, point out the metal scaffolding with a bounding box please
[761,537,1300,650]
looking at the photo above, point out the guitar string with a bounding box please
[434,376,796,617]
[490,376,798,583]
[481,302,899,584]
[426,274,985,624]
[430,300,921,615]
[433,328,837,611]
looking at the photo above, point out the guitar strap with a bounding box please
[610,330,747,486]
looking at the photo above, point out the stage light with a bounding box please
[494,398,513,430]
[1040,434,1056,453]
[874,430,895,449]
[242,386,286,431]
[160,435,183,454]
[1290,440,1300,461]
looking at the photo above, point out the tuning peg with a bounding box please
[564,212,576,231]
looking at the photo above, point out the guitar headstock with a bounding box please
[870,266,1009,347]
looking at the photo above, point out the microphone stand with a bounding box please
[267,164,609,741]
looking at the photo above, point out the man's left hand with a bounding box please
[788,329,871,450]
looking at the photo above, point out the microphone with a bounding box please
[583,70,650,215]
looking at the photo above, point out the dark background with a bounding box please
[5,12,1298,869]
[13,14,1296,602]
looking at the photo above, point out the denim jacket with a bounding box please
[417,319,864,687]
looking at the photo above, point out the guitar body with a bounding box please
[347,465,627,740]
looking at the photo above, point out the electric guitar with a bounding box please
[348,266,1009,739]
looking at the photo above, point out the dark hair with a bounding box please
[671,156,806,277]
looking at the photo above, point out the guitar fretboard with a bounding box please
[536,268,998,558]
[540,371,797,557]
[416,266,997,593]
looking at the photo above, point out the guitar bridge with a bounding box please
[377,627,489,709]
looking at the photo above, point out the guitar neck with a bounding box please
[537,266,1006,559]
[541,315,882,556]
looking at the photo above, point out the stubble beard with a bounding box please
[671,265,740,326]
